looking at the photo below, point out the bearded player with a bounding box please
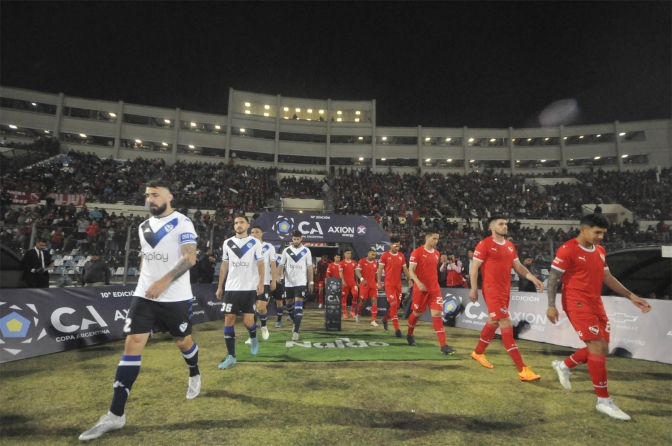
[547,214,651,421]
[339,248,359,318]
[377,237,412,338]
[469,216,543,382]
[355,247,380,326]
[405,232,456,355]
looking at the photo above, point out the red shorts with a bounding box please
[384,285,402,304]
[359,283,378,299]
[317,280,325,289]
[566,308,610,342]
[410,284,443,313]
[483,291,510,321]
[342,281,358,296]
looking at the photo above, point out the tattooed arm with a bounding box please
[145,243,197,299]
[546,268,564,323]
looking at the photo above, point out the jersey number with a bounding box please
[224,303,233,312]
[123,318,132,333]
[436,296,444,306]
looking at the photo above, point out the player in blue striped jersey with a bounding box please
[278,230,314,341]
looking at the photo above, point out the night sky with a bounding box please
[2,1,670,128]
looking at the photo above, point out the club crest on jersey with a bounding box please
[507,246,513,252]
[589,325,599,335]
[247,242,254,249]
[500,307,507,314]
[164,223,174,233]
[600,254,605,262]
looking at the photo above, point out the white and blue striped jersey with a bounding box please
[135,211,197,302]
[279,244,312,287]
[260,242,277,286]
[221,235,264,291]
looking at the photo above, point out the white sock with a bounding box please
[597,397,611,404]
[559,362,569,371]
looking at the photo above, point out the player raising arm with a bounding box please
[547,213,651,421]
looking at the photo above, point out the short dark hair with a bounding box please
[292,230,302,238]
[344,248,352,253]
[251,225,262,231]
[488,215,507,225]
[234,215,249,222]
[368,247,376,252]
[146,180,172,192]
[390,237,400,244]
[580,213,609,229]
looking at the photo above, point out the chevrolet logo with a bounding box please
[607,312,638,323]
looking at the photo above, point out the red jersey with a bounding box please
[552,239,608,310]
[473,237,518,295]
[316,259,331,281]
[379,251,405,287]
[339,259,358,283]
[326,262,341,278]
[356,258,379,284]
[409,246,440,285]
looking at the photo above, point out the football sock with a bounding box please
[407,313,418,336]
[357,301,364,315]
[501,327,525,372]
[246,323,257,339]
[475,322,498,354]
[389,300,400,330]
[254,312,259,325]
[224,325,236,357]
[293,302,304,332]
[432,316,446,347]
[259,312,268,327]
[564,347,588,369]
[587,353,609,398]
[276,305,284,322]
[287,305,295,322]
[341,297,347,313]
[371,303,378,321]
[109,355,141,416]
[181,343,200,377]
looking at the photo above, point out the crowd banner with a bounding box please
[419,288,672,364]
[49,193,87,206]
[0,284,224,364]
[8,191,41,205]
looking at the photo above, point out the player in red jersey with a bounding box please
[315,254,331,309]
[326,254,345,315]
[547,214,651,421]
[339,249,359,318]
[469,216,544,382]
[356,247,380,326]
[377,237,412,338]
[406,232,456,355]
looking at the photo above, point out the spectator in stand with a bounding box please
[80,252,111,286]
[438,254,449,286]
[518,257,541,292]
[658,219,670,243]
[443,254,464,288]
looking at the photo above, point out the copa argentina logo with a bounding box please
[272,215,294,237]
[0,302,47,357]
[328,281,340,294]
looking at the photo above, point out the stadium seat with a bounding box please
[115,267,125,275]
[127,267,138,276]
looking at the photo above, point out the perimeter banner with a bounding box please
[419,288,672,364]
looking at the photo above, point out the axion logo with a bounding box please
[357,226,367,235]
[328,226,354,234]
[0,302,48,357]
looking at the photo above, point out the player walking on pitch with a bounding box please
[405,232,457,355]
[355,247,380,326]
[547,214,651,420]
[245,226,277,345]
[216,215,265,369]
[469,216,544,382]
[277,230,314,340]
[80,180,201,441]
[377,237,412,338]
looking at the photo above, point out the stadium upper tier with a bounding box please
[1,86,670,173]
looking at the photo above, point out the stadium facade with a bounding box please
[1,86,670,172]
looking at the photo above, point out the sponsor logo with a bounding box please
[286,337,390,349]
[553,257,564,264]
[491,247,497,252]
[142,252,170,262]
[613,337,646,346]
[181,233,196,242]
[298,221,324,235]
[589,325,599,335]
[328,281,340,293]
[607,312,638,324]
[578,256,586,262]
[356,226,367,235]
[207,301,224,306]
[179,322,188,332]
[231,260,251,268]
[0,303,49,356]
[326,294,340,304]
[328,226,354,234]
[272,216,294,237]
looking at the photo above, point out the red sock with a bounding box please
[474,322,498,354]
[357,301,364,314]
[407,313,418,335]
[564,347,588,369]
[341,292,348,312]
[371,304,378,321]
[587,353,609,398]
[432,316,446,347]
[501,327,525,372]
[389,301,400,330]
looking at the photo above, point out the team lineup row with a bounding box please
[78,181,652,441]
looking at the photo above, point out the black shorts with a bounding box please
[273,281,285,301]
[285,285,307,301]
[125,297,193,338]
[257,285,271,302]
[222,290,257,314]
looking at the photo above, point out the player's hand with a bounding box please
[630,294,652,313]
[416,281,426,292]
[468,289,478,303]
[547,306,559,324]
[145,278,169,299]
[361,279,367,287]
[216,287,223,300]
[377,282,383,290]
[533,278,545,293]
[270,280,276,291]
[257,281,264,296]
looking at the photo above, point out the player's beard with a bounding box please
[293,242,302,248]
[149,203,167,216]
[494,229,507,237]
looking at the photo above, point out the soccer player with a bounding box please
[339,248,359,318]
[547,214,651,420]
[405,232,457,355]
[273,252,286,328]
[469,216,544,382]
[315,254,331,308]
[216,215,265,369]
[79,180,201,441]
[244,226,277,344]
[377,237,412,338]
[277,230,314,340]
[326,254,345,316]
[355,247,380,326]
